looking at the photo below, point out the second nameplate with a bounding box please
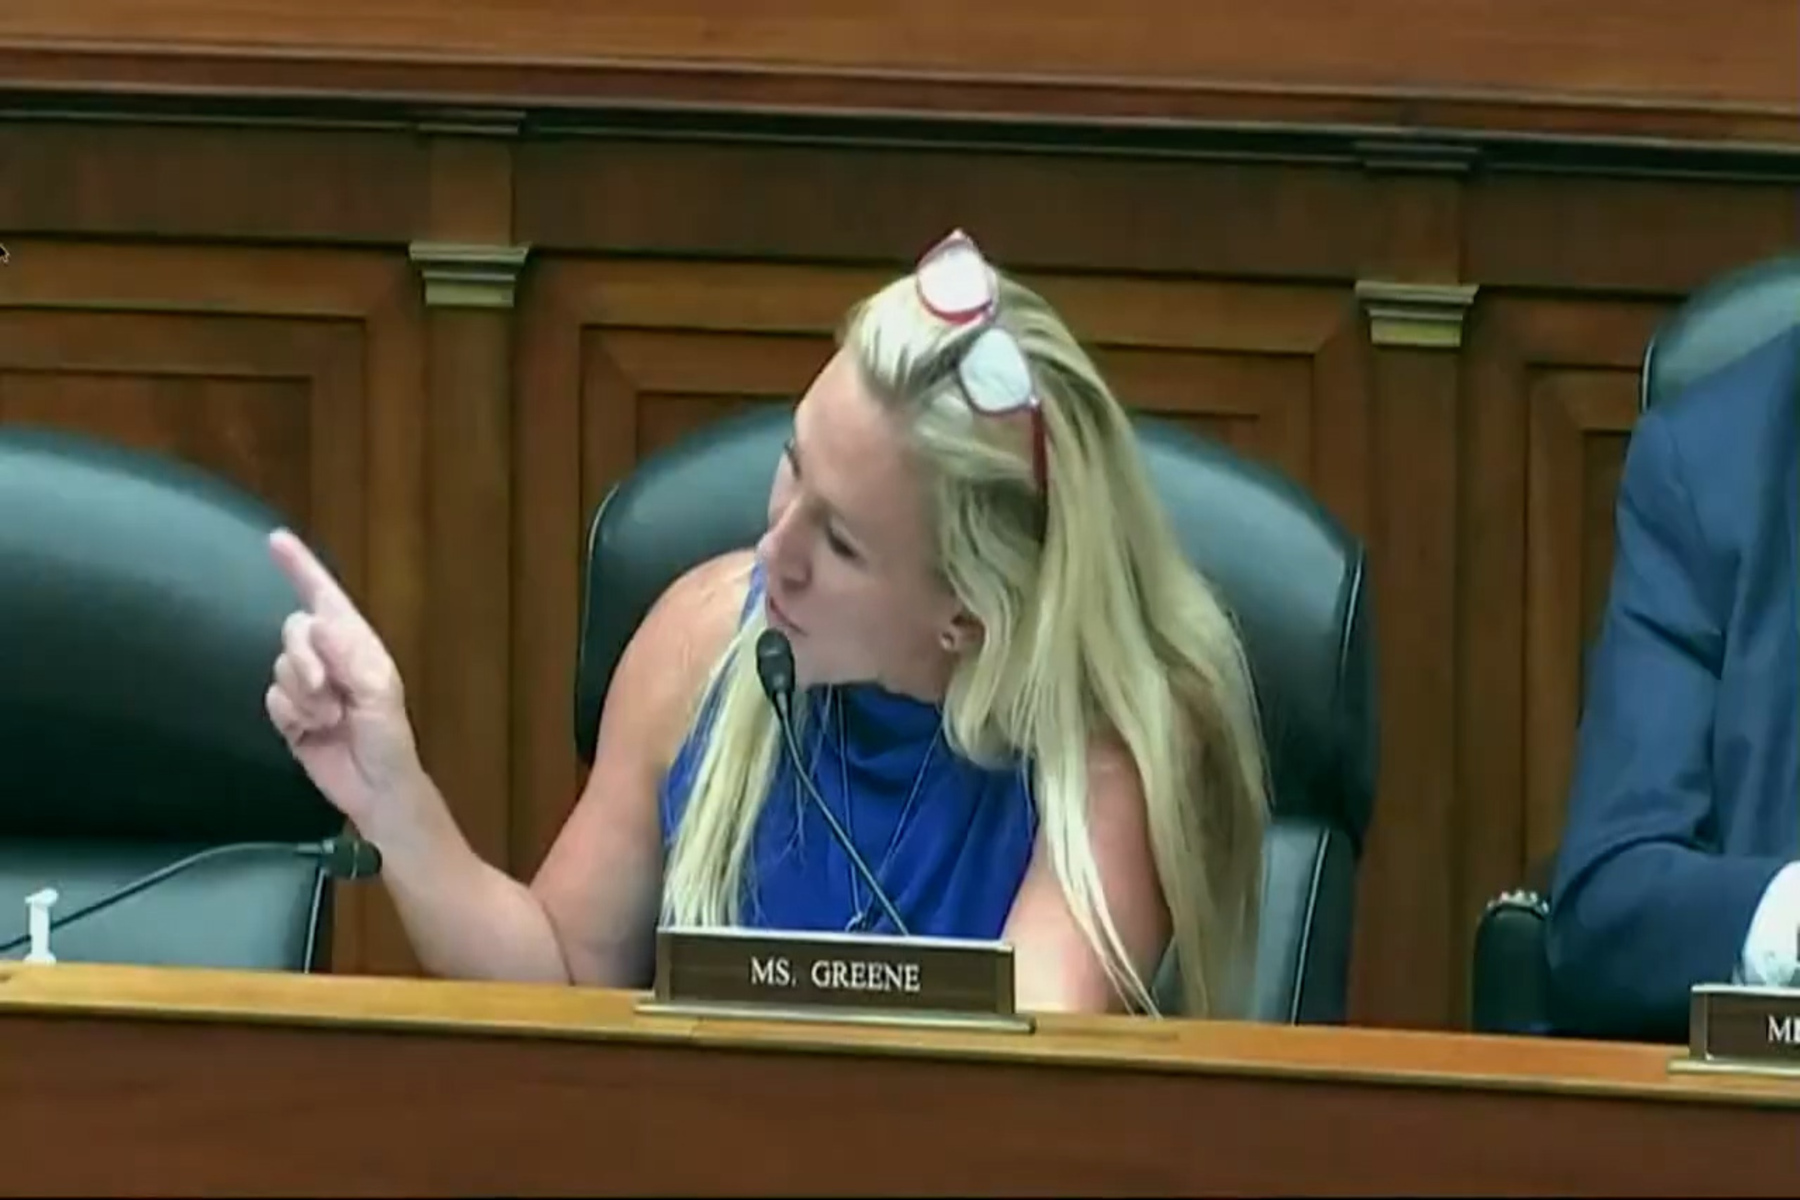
[1673,983,1800,1079]
[643,925,1032,1032]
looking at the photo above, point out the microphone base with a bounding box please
[635,996,1036,1035]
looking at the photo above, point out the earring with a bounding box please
[940,631,958,652]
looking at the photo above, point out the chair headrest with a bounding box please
[0,427,342,843]
[1643,254,1800,411]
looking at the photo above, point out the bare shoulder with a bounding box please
[1074,733,1160,920]
[1084,732,1149,819]
[608,549,756,765]
[1003,729,1166,1013]
[530,548,757,986]
[634,547,755,675]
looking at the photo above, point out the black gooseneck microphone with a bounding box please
[0,834,382,957]
[754,628,911,938]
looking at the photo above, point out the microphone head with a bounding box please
[755,627,796,704]
[320,835,383,880]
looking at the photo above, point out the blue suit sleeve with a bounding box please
[1546,408,1789,1040]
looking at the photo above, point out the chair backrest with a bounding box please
[0,426,345,970]
[1641,254,1800,412]
[575,405,1377,1021]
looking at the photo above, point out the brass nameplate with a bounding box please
[1673,984,1800,1079]
[639,925,1033,1033]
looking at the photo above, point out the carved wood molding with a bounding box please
[0,41,1797,156]
[413,107,526,139]
[1354,139,1482,175]
[1,79,1797,179]
[408,242,531,309]
[1355,280,1480,349]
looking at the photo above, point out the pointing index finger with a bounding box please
[268,528,363,625]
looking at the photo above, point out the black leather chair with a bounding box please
[1470,253,1800,1035]
[575,405,1377,1023]
[0,426,346,970]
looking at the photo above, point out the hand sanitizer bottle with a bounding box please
[23,888,57,964]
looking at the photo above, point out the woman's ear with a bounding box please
[940,611,984,654]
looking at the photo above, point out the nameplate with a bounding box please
[641,925,1032,1033]
[1676,984,1800,1078]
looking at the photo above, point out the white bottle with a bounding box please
[22,888,57,964]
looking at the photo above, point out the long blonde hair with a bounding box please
[663,257,1270,1018]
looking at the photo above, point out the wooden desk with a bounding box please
[2,1,1798,1035]
[0,963,1792,1196]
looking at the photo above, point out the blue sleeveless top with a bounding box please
[658,565,1038,938]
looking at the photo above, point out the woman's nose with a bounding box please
[757,502,809,588]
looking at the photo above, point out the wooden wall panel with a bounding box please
[0,51,1795,1021]
[1464,176,1800,293]
[0,124,426,242]
[3,0,1785,103]
[1456,296,1663,978]
[514,142,1381,280]
[2,0,1795,140]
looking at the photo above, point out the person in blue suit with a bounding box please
[1548,326,1799,1041]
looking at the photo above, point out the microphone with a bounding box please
[0,834,382,958]
[754,628,911,938]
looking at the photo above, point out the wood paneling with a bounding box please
[1456,297,1667,967]
[3,0,1788,102]
[0,26,1794,1029]
[1,0,1797,142]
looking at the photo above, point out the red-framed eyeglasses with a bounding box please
[914,230,1047,494]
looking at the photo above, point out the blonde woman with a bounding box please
[266,229,1270,1017]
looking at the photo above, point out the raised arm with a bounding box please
[267,527,744,986]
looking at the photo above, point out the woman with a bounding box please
[266,229,1270,1017]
